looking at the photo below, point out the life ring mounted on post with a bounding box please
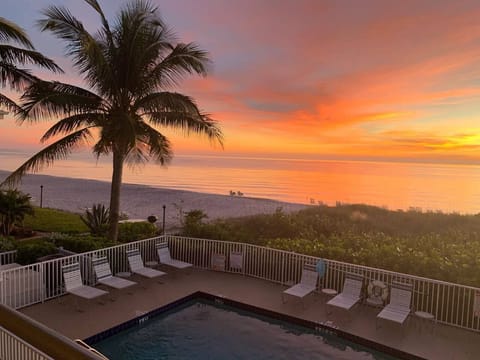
[367,280,389,303]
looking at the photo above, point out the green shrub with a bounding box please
[117,222,157,243]
[80,204,110,236]
[179,204,480,287]
[0,236,16,252]
[16,241,57,265]
[0,189,34,236]
[49,233,113,253]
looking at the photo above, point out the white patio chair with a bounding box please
[283,263,318,306]
[62,263,108,310]
[327,272,364,311]
[126,248,166,278]
[155,242,192,269]
[377,282,413,327]
[92,256,136,289]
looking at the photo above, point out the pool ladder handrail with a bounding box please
[74,339,110,360]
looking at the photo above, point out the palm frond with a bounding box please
[135,91,201,115]
[83,0,112,41]
[0,61,37,89]
[124,144,149,167]
[19,80,103,121]
[146,42,210,89]
[150,111,223,146]
[41,113,102,142]
[108,0,172,97]
[136,92,223,146]
[92,137,112,158]
[0,17,33,49]
[0,129,92,187]
[136,121,172,165]
[37,4,106,80]
[39,6,114,98]
[0,45,62,72]
[38,6,86,44]
[0,93,22,113]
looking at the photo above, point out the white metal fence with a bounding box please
[0,235,479,333]
[0,326,53,360]
[0,250,17,266]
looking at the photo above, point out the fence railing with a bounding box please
[0,235,479,333]
[0,325,53,360]
[165,235,480,333]
[0,250,17,266]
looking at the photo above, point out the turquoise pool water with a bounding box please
[93,300,398,360]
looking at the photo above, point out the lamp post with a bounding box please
[40,185,43,208]
[162,205,166,234]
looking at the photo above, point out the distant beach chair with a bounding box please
[62,262,108,310]
[377,282,413,328]
[126,248,166,278]
[92,256,136,290]
[327,272,364,312]
[155,242,192,270]
[283,263,319,307]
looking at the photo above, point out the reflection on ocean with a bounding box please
[1,151,480,214]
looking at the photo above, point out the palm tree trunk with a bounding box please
[108,150,124,241]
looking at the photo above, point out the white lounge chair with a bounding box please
[62,263,108,309]
[92,256,136,289]
[126,249,166,278]
[327,272,364,311]
[283,263,318,306]
[156,242,192,269]
[377,282,413,327]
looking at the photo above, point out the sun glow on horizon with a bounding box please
[1,0,480,165]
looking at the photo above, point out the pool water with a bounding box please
[93,300,398,360]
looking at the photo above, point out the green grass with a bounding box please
[23,207,89,233]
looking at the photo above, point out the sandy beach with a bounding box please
[0,170,307,230]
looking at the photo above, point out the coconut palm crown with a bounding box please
[1,0,223,241]
[0,16,61,112]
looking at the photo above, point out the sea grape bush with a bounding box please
[181,204,480,287]
[117,222,157,243]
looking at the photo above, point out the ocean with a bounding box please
[1,150,480,214]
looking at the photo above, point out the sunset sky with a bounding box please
[2,0,480,164]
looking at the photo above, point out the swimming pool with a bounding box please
[88,293,414,360]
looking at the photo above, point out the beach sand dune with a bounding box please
[0,171,307,230]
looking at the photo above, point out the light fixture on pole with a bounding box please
[162,205,166,234]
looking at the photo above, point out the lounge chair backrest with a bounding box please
[390,282,413,308]
[300,264,318,287]
[92,257,113,280]
[156,242,172,263]
[230,251,243,269]
[342,273,363,297]
[126,249,144,272]
[62,263,83,292]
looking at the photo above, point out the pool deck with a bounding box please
[20,268,480,360]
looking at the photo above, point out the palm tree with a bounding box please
[1,0,223,241]
[0,17,61,112]
[0,189,34,236]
